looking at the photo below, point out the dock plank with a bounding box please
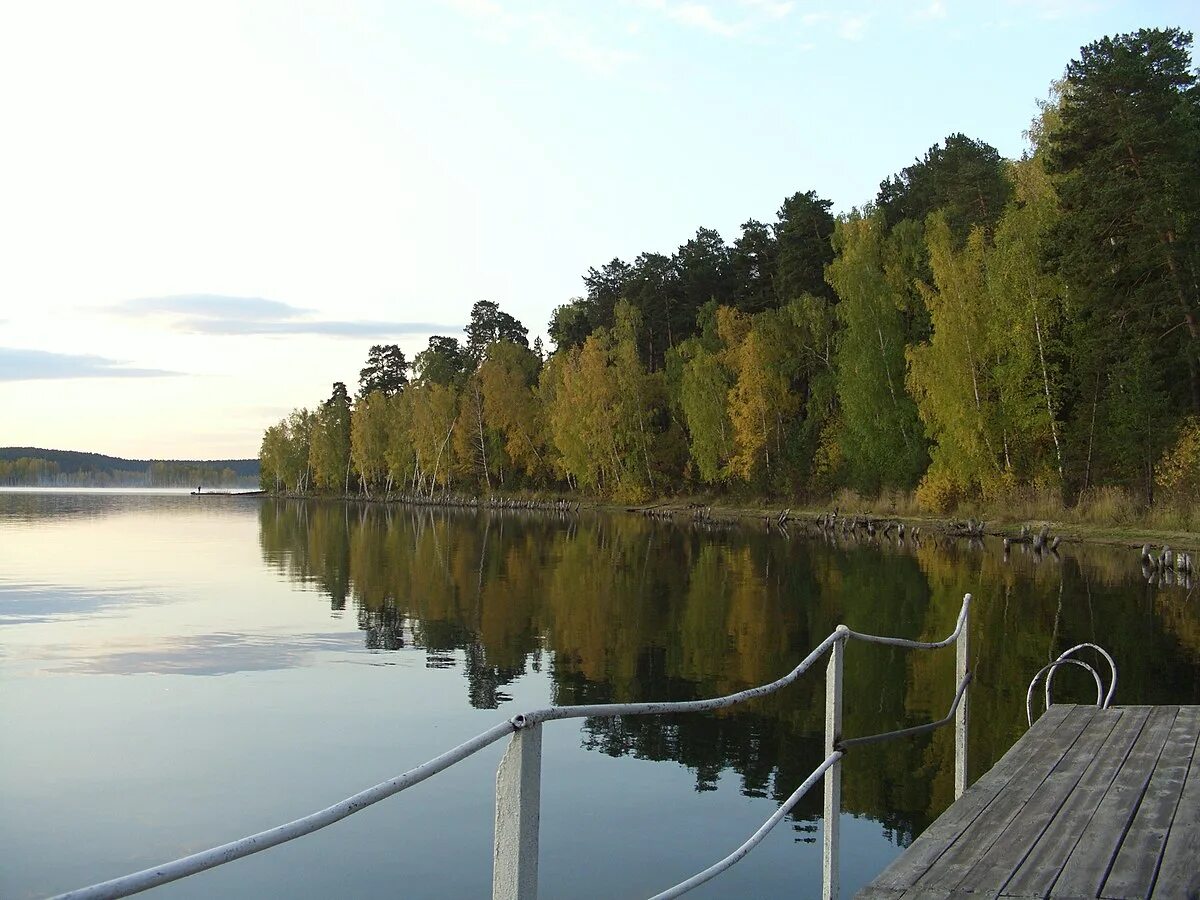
[1050,705,1179,898]
[1101,706,1200,899]
[856,706,1200,900]
[865,704,1082,891]
[996,706,1151,897]
[1154,729,1200,898]
[908,706,1107,892]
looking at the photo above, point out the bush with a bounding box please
[915,468,961,514]
[1156,416,1200,504]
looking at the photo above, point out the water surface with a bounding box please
[3,490,1198,898]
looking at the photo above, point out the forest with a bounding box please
[260,29,1200,518]
[0,448,258,487]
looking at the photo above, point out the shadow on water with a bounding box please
[258,500,1200,847]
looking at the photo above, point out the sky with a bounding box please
[2,0,1197,460]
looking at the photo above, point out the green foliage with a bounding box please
[541,301,676,498]
[480,340,549,482]
[350,391,391,495]
[310,382,352,493]
[877,132,1012,244]
[357,344,409,398]
[717,306,803,490]
[985,155,1067,485]
[260,409,315,492]
[414,336,470,387]
[465,300,529,362]
[1048,27,1200,496]
[548,299,596,353]
[827,210,928,491]
[774,190,836,303]
[908,215,1006,499]
[147,461,238,488]
[0,457,59,485]
[729,219,777,313]
[582,258,631,330]
[678,342,732,484]
[409,381,459,492]
[543,333,619,491]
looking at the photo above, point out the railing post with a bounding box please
[493,722,542,900]
[823,626,847,900]
[955,593,971,800]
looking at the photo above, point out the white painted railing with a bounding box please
[50,594,972,900]
[1025,641,1118,726]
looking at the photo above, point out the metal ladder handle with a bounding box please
[1044,642,1117,710]
[1026,658,1104,726]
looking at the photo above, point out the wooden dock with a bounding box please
[858,704,1200,899]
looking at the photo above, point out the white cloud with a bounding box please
[667,3,743,37]
[0,347,180,382]
[740,0,795,19]
[528,12,638,73]
[631,0,754,39]
[117,294,311,320]
[914,0,947,20]
[1004,0,1102,20]
[444,0,634,72]
[110,294,457,339]
[838,13,870,40]
[443,0,514,31]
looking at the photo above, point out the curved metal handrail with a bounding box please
[1026,659,1103,726]
[653,651,973,900]
[512,629,844,729]
[648,751,845,900]
[50,721,520,900]
[838,671,972,751]
[52,594,973,900]
[1045,642,1117,709]
[843,594,970,650]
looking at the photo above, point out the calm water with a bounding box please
[2,490,1199,899]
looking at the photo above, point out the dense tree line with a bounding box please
[0,457,60,485]
[0,455,245,487]
[262,29,1200,511]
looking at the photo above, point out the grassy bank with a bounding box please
[269,484,1200,552]
[621,485,1200,552]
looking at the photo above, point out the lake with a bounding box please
[2,490,1198,898]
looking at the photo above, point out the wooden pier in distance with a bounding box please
[858,704,1200,899]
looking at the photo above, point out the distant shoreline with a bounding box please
[0,446,259,490]
[0,486,262,495]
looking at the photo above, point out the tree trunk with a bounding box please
[1083,374,1101,491]
[1033,303,1065,480]
[474,382,491,491]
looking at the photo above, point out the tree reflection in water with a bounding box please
[259,500,1200,847]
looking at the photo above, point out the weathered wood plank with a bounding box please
[858,706,1200,900]
[999,706,1152,897]
[862,704,1081,892]
[1149,708,1200,898]
[1101,706,1200,899]
[937,707,1124,892]
[1050,705,1179,898]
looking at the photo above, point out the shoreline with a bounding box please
[261,490,1200,553]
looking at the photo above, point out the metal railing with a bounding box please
[51,593,972,900]
[1025,642,1117,726]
